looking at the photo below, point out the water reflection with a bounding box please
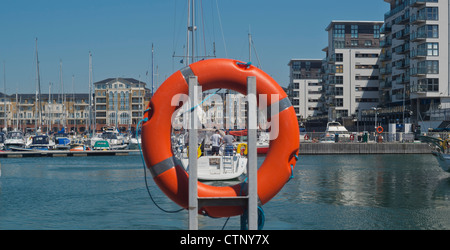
[291,155,447,209]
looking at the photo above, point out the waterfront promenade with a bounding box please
[299,142,432,155]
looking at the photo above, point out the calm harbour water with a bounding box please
[0,153,449,230]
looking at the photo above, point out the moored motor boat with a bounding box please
[419,136,450,173]
[4,130,26,150]
[28,135,55,150]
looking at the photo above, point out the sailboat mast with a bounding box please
[48,82,52,134]
[186,0,196,65]
[152,43,154,96]
[88,51,93,135]
[186,0,190,66]
[3,62,6,132]
[35,38,42,133]
[191,0,195,64]
[60,60,65,130]
[248,28,252,62]
[72,75,76,134]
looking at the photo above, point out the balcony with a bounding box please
[380,53,392,62]
[410,67,427,76]
[399,12,410,25]
[410,83,428,94]
[410,13,426,24]
[393,75,410,85]
[380,80,393,89]
[380,67,392,75]
[398,59,410,69]
[380,23,392,34]
[399,31,410,40]
[410,31,427,42]
[385,3,407,19]
[327,55,336,64]
[409,0,427,7]
[380,39,392,48]
[410,48,427,59]
[395,92,405,100]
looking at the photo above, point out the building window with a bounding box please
[418,60,439,74]
[109,113,116,125]
[364,40,373,47]
[427,42,439,56]
[333,24,345,38]
[291,61,301,71]
[335,65,343,74]
[293,73,301,79]
[374,25,380,38]
[351,25,358,38]
[120,113,130,124]
[418,25,439,38]
[351,40,359,47]
[109,92,114,110]
[125,92,129,110]
[427,25,439,38]
[419,7,439,20]
[333,40,345,49]
[120,91,125,110]
[418,78,439,92]
[335,53,343,62]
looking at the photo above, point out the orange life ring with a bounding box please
[141,59,299,218]
[376,126,383,134]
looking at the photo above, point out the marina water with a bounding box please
[1,154,450,230]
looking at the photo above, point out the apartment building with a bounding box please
[0,92,91,133]
[287,59,323,121]
[94,78,150,131]
[0,77,151,133]
[323,21,384,121]
[380,0,449,128]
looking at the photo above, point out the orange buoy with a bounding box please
[141,59,299,218]
[376,126,383,134]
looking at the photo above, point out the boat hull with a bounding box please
[181,155,247,181]
[433,151,450,172]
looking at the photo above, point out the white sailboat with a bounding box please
[169,0,247,181]
[174,134,247,181]
[181,153,247,181]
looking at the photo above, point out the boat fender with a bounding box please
[186,145,202,158]
[236,143,248,155]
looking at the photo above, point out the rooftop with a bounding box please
[325,20,384,31]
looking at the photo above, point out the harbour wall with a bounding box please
[298,143,432,155]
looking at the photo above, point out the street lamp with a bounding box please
[372,107,380,131]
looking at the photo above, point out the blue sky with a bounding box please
[0,0,388,94]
